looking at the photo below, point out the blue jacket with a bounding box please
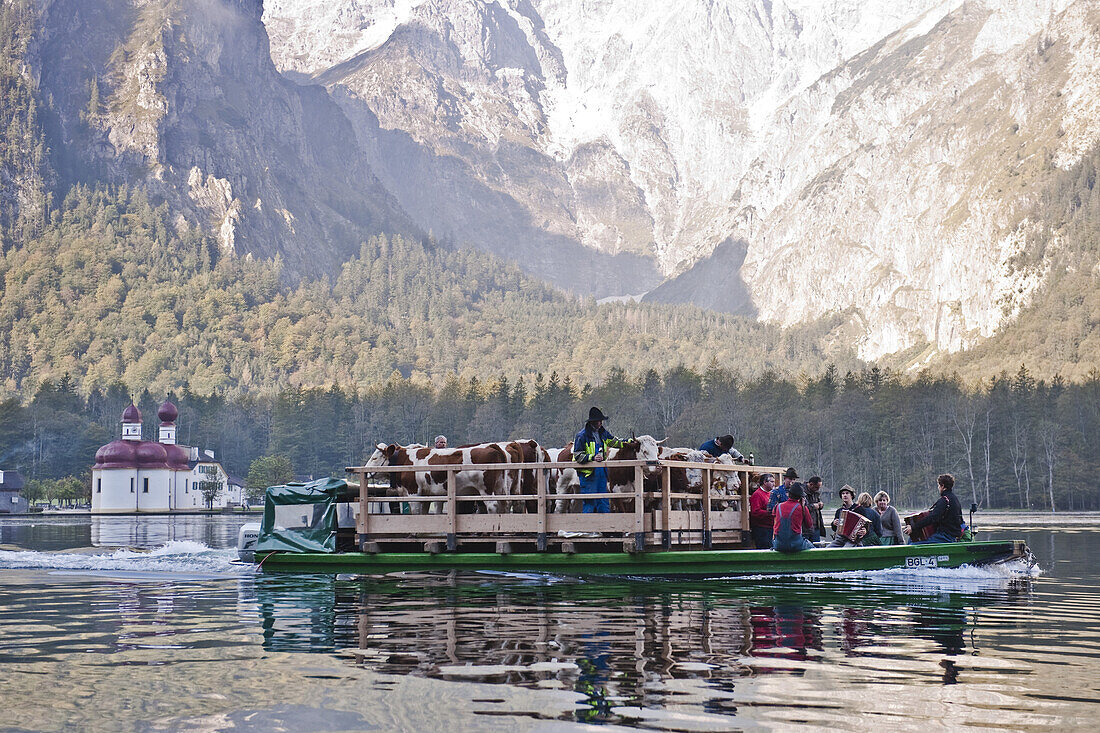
[573,425,627,478]
[699,439,745,462]
[767,483,789,511]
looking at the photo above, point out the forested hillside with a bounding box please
[1,0,1099,513]
[0,185,859,396]
[0,1,50,245]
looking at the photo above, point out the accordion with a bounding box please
[903,511,935,542]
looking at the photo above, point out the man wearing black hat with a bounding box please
[768,467,799,512]
[573,407,632,513]
[698,434,748,463]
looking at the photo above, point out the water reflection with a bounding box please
[250,571,1034,724]
[0,514,252,551]
[2,519,1097,730]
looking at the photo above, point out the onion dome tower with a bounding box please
[157,398,190,470]
[94,403,143,469]
[121,402,143,441]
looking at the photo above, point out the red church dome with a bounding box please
[122,403,142,423]
[166,444,190,470]
[135,441,169,468]
[94,440,137,469]
[157,399,178,424]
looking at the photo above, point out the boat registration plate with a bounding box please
[905,556,938,568]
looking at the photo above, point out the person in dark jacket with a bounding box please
[830,485,856,534]
[699,435,748,463]
[803,476,825,542]
[904,474,964,544]
[853,492,883,545]
[573,407,632,513]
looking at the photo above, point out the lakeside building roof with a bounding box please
[0,470,26,491]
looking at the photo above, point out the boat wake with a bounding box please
[722,558,1041,591]
[0,541,247,578]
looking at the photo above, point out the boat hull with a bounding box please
[256,539,1029,576]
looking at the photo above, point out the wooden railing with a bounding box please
[346,460,790,553]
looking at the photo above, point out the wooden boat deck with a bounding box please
[347,458,780,554]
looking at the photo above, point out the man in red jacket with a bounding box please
[749,474,775,549]
[772,483,815,553]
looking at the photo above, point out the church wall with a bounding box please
[92,468,140,513]
[135,468,172,512]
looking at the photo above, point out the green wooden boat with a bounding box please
[247,477,1031,577]
[255,539,1030,576]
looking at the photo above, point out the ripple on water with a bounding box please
[0,541,247,578]
[1,522,1099,730]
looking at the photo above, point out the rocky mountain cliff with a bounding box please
[27,0,415,278]
[263,0,1100,359]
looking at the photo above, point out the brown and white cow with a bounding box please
[510,439,547,513]
[548,444,580,513]
[658,447,742,510]
[365,442,514,514]
[605,435,663,511]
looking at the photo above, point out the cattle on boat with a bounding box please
[605,435,663,511]
[512,438,547,513]
[658,447,742,510]
[548,443,580,513]
[365,442,514,514]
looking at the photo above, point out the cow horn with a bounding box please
[656,437,667,445]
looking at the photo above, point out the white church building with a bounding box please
[91,400,241,513]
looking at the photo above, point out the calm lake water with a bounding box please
[1,514,1097,731]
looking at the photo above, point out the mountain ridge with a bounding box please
[263,0,1098,360]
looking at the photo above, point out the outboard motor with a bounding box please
[237,522,261,562]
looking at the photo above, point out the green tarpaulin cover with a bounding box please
[255,477,357,553]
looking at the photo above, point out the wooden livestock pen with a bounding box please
[348,459,789,554]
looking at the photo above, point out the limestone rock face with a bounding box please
[266,0,662,294]
[738,0,1098,358]
[263,0,1100,357]
[32,0,415,278]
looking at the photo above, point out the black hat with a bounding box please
[587,407,609,422]
[788,482,805,500]
[784,467,799,479]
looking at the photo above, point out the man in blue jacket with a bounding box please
[573,407,631,513]
[698,434,747,463]
[768,467,798,511]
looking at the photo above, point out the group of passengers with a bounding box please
[748,467,967,553]
[571,406,966,550]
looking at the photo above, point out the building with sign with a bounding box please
[0,470,28,514]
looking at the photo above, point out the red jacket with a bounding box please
[750,487,772,528]
[773,500,813,537]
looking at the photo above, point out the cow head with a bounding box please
[366,443,399,467]
[683,449,707,487]
[711,454,742,493]
[634,435,662,474]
